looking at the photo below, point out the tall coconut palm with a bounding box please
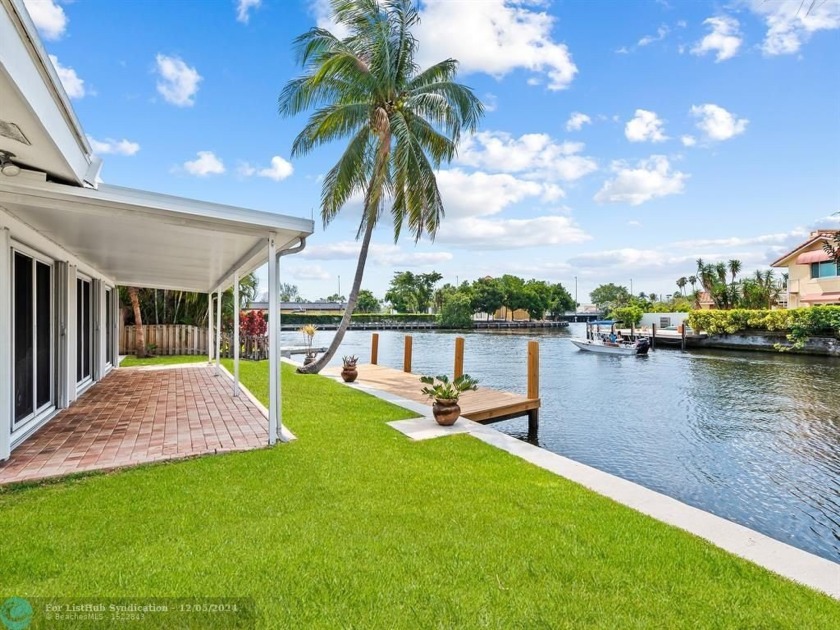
[280,0,483,373]
[688,275,697,292]
[676,276,687,295]
[728,259,742,284]
[126,286,146,358]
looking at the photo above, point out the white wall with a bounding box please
[639,312,690,328]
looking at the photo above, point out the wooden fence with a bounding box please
[121,325,269,360]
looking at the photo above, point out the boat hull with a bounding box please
[570,338,647,355]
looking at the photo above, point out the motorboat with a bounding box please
[569,320,651,356]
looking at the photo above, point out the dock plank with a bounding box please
[324,363,539,424]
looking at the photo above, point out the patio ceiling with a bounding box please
[0,176,314,292]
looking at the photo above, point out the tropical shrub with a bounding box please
[611,305,644,326]
[438,293,474,329]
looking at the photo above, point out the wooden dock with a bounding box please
[328,334,541,432]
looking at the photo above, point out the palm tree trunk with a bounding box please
[128,286,147,358]
[298,218,376,374]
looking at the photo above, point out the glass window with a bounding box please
[36,262,52,408]
[13,252,34,423]
[811,261,839,278]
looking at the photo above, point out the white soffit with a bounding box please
[0,179,313,293]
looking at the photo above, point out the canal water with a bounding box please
[282,325,840,563]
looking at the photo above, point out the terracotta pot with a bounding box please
[341,366,358,383]
[432,399,461,426]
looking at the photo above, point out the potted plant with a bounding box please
[299,324,318,365]
[341,355,359,382]
[419,374,479,426]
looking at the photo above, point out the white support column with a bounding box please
[233,272,240,397]
[55,262,68,408]
[112,289,119,368]
[267,234,278,445]
[215,288,222,376]
[276,250,284,441]
[0,228,11,461]
[207,293,213,364]
[66,264,77,405]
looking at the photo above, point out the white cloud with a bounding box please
[615,46,631,54]
[692,16,742,62]
[673,231,807,249]
[314,0,578,90]
[155,54,202,107]
[300,242,452,267]
[182,151,225,177]
[625,109,667,143]
[627,220,643,227]
[565,112,592,132]
[437,215,590,250]
[746,0,840,55]
[436,169,562,218]
[236,0,262,24]
[639,25,669,46]
[240,156,294,181]
[594,155,688,206]
[681,135,697,147]
[48,55,85,99]
[483,93,498,112]
[690,103,748,141]
[87,136,140,156]
[288,264,331,280]
[23,0,67,40]
[456,131,597,182]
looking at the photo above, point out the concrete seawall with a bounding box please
[690,330,840,357]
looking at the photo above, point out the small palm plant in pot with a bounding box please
[420,374,479,426]
[299,324,318,365]
[341,355,359,383]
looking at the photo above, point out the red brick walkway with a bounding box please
[0,365,269,485]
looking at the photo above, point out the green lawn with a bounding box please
[1,359,837,628]
[120,354,207,367]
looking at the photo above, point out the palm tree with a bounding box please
[126,287,146,358]
[676,277,687,295]
[280,0,483,373]
[688,275,697,292]
[727,259,741,284]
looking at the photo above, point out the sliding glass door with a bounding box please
[76,277,92,385]
[12,250,54,428]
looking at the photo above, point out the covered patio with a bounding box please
[0,362,270,485]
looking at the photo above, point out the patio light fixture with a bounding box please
[0,150,21,177]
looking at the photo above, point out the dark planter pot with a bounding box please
[432,399,461,426]
[303,354,316,366]
[341,366,358,383]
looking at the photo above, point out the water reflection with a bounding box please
[281,326,840,562]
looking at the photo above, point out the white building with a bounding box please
[0,0,313,461]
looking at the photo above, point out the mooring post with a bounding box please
[403,335,413,373]
[371,333,379,365]
[527,340,539,434]
[454,336,465,379]
[631,322,635,341]
[651,323,657,350]
[680,323,687,351]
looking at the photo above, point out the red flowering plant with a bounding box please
[240,310,267,337]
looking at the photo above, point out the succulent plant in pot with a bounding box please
[419,374,479,426]
[341,355,359,382]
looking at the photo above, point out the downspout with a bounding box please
[272,236,306,444]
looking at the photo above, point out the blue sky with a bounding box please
[25,0,840,303]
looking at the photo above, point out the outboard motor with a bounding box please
[636,337,651,355]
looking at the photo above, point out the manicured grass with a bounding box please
[0,358,837,628]
[120,354,207,367]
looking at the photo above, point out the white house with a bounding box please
[0,0,313,461]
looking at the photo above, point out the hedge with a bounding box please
[687,306,840,349]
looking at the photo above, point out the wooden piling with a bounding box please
[631,322,635,341]
[680,323,686,351]
[371,333,379,365]
[651,323,657,350]
[527,340,539,434]
[403,335,413,373]
[454,336,465,379]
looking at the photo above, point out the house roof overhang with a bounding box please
[771,233,838,268]
[0,176,314,293]
[0,0,96,186]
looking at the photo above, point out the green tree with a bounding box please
[279,283,301,302]
[470,277,504,320]
[355,289,381,313]
[590,283,630,311]
[547,282,575,317]
[676,277,687,295]
[612,305,643,326]
[437,292,473,329]
[323,293,346,302]
[498,274,526,319]
[280,0,483,373]
[385,270,443,313]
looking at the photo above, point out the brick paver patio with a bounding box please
[0,364,269,485]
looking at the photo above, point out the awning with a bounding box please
[796,250,832,264]
[0,177,313,292]
[800,292,840,304]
